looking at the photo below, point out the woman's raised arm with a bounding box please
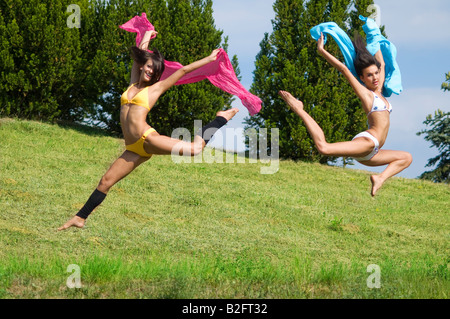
[153,49,221,96]
[317,33,371,104]
[374,49,386,90]
[130,30,158,85]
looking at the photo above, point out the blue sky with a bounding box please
[208,0,450,179]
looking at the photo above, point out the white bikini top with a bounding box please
[368,91,392,116]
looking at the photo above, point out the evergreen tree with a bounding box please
[0,0,84,121]
[246,0,377,163]
[417,74,450,183]
[441,72,450,92]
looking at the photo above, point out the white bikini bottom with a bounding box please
[352,132,380,162]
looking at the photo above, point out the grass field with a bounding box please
[0,118,448,299]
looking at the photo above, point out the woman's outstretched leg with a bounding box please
[279,91,374,158]
[363,150,413,196]
[144,108,239,156]
[279,91,412,196]
[58,151,149,231]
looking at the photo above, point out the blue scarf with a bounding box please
[310,16,402,97]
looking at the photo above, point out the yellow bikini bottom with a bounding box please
[125,127,156,158]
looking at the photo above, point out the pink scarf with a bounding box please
[119,13,261,116]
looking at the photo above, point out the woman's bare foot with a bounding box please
[58,216,86,231]
[370,175,385,197]
[278,91,304,114]
[217,108,239,122]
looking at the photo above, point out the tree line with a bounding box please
[416,73,449,183]
[1,0,447,182]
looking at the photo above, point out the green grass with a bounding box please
[0,118,448,299]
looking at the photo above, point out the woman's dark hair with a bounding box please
[352,33,380,77]
[130,46,165,85]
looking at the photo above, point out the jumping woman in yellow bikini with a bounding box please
[279,33,412,196]
[59,30,238,230]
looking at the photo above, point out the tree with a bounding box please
[246,0,379,163]
[442,72,450,92]
[0,0,85,121]
[416,74,450,183]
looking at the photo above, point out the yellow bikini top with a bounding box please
[120,83,150,110]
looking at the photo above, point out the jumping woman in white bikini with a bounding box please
[59,30,238,230]
[279,33,412,196]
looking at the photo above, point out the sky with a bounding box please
[208,0,450,179]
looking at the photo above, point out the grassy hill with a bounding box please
[0,118,448,299]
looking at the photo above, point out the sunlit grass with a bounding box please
[0,118,448,299]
